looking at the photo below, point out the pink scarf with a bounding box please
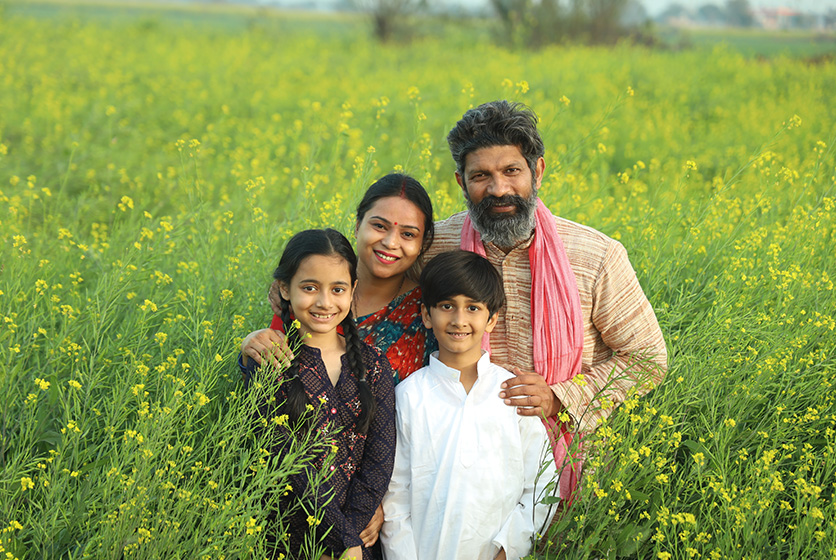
[460,199,584,501]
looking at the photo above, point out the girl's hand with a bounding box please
[241,328,293,369]
[341,546,363,559]
[359,504,384,547]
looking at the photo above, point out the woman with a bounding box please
[240,172,437,381]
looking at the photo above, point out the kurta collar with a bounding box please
[427,351,492,384]
[484,228,535,258]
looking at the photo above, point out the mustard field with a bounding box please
[1,4,835,559]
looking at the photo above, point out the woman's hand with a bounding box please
[359,504,384,547]
[240,328,293,369]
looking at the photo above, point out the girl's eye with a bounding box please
[302,285,316,292]
[333,287,345,294]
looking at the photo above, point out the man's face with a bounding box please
[455,145,545,248]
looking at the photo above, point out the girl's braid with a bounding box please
[340,313,376,434]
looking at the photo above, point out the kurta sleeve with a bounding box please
[492,416,557,560]
[342,351,397,540]
[551,240,667,434]
[380,386,419,560]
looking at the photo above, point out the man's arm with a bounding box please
[551,240,667,433]
[499,240,666,433]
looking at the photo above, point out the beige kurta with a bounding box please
[424,210,667,434]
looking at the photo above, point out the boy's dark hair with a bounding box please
[420,250,505,316]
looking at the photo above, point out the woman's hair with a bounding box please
[420,250,506,316]
[273,228,376,434]
[356,173,435,255]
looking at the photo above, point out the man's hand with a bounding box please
[494,548,507,560]
[499,367,562,418]
[240,328,293,369]
[359,504,384,547]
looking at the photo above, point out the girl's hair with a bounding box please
[356,173,435,255]
[273,228,376,434]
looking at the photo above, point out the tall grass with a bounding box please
[1,6,834,559]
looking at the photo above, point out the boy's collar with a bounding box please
[428,350,491,383]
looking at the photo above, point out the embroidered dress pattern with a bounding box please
[260,343,396,559]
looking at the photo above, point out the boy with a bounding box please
[381,250,557,560]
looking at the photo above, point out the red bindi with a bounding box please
[394,222,398,226]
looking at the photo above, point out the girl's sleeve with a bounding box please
[342,350,397,538]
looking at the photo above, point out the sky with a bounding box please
[642,0,836,16]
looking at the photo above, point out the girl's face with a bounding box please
[355,196,426,281]
[279,254,355,343]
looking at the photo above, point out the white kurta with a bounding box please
[381,352,558,560]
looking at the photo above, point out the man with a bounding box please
[424,100,667,498]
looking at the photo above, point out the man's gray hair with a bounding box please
[446,100,545,184]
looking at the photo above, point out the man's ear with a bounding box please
[421,304,433,329]
[455,172,467,196]
[485,312,499,334]
[534,157,546,189]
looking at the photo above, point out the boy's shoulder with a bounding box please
[395,365,430,396]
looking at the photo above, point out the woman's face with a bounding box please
[355,196,426,281]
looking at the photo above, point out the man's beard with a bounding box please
[465,189,538,248]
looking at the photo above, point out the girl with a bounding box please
[261,228,396,560]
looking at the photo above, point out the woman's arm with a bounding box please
[240,327,294,369]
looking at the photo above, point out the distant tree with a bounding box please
[621,0,649,27]
[354,0,422,42]
[697,3,726,25]
[725,0,754,27]
[658,3,690,23]
[586,0,630,43]
[490,0,635,47]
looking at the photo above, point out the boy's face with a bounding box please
[422,295,498,366]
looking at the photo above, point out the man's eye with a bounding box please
[440,304,453,310]
[468,305,481,312]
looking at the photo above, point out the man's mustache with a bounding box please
[481,195,526,209]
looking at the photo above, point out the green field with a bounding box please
[1,2,835,558]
